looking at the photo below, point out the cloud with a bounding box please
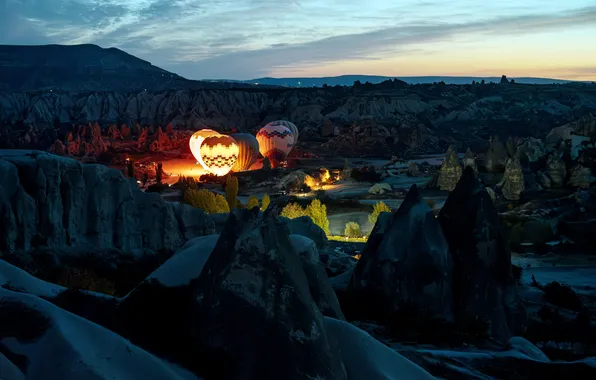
[1,1,596,79]
[168,6,596,79]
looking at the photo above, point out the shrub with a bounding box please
[306,199,330,235]
[56,268,116,296]
[225,176,239,210]
[174,176,198,190]
[261,194,271,211]
[280,203,306,219]
[146,183,167,193]
[344,222,361,238]
[247,196,260,210]
[368,201,391,225]
[543,281,583,311]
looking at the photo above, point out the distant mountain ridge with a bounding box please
[229,75,582,87]
[0,44,264,92]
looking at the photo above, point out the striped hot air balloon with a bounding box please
[256,124,294,167]
[230,133,259,172]
[189,129,221,170]
[265,120,299,148]
[200,135,239,176]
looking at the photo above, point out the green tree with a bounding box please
[280,203,306,219]
[368,201,391,225]
[247,195,260,210]
[344,222,361,238]
[225,176,239,210]
[261,194,271,211]
[156,162,163,184]
[127,160,135,178]
[306,199,330,235]
[215,193,231,213]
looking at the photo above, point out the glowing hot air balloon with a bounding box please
[189,129,221,170]
[265,120,299,148]
[231,133,259,172]
[200,135,239,176]
[256,124,294,167]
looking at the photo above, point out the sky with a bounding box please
[1,0,595,81]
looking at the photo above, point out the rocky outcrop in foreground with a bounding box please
[351,184,453,319]
[0,150,214,255]
[438,167,526,342]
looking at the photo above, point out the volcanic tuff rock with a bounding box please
[498,157,526,201]
[0,150,214,255]
[516,137,547,164]
[192,207,347,380]
[485,136,509,172]
[438,167,526,342]
[568,164,596,189]
[2,81,596,155]
[351,184,454,319]
[438,145,463,191]
[462,148,478,173]
[546,147,568,187]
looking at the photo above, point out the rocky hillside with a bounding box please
[2,81,595,155]
[0,44,260,92]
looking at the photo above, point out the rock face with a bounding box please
[438,145,463,191]
[485,136,509,172]
[546,148,568,187]
[499,157,526,200]
[191,208,347,380]
[0,287,197,380]
[568,165,596,189]
[438,167,526,342]
[284,215,329,250]
[351,185,454,320]
[516,137,547,164]
[462,148,478,173]
[0,150,214,254]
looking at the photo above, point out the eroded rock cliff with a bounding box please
[0,150,214,255]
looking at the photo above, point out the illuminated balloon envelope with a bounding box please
[199,135,239,176]
[230,133,259,172]
[256,124,294,167]
[265,120,299,149]
[189,129,221,170]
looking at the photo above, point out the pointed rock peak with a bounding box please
[464,148,474,159]
[453,166,482,194]
[397,184,428,215]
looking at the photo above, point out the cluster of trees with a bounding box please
[181,175,271,214]
[280,199,330,235]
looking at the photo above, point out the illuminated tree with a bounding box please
[344,222,361,238]
[247,195,260,210]
[215,194,230,213]
[305,199,330,235]
[368,201,391,225]
[280,203,306,219]
[184,189,216,214]
[261,194,271,211]
[225,176,239,210]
